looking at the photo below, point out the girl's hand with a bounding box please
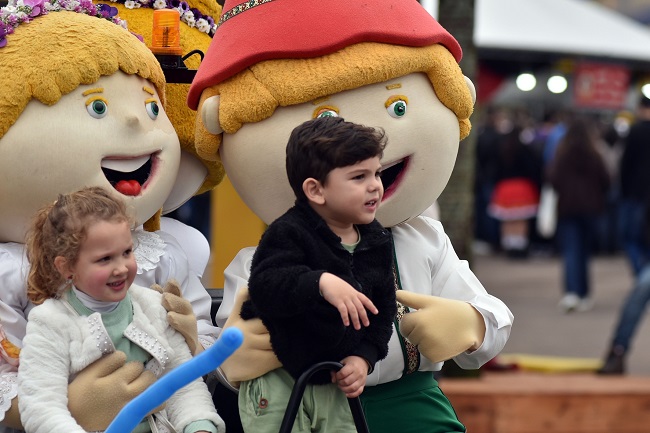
[319,273,378,330]
[331,356,369,398]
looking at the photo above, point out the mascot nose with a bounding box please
[125,113,141,128]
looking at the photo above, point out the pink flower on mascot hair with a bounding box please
[23,0,45,16]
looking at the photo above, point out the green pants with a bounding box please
[360,372,466,433]
[239,368,356,433]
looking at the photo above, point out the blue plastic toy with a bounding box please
[105,327,243,433]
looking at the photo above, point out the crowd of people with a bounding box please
[474,98,650,374]
[474,105,626,262]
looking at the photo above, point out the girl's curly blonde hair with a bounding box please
[25,187,134,305]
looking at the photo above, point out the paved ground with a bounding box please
[471,248,650,376]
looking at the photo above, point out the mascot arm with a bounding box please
[396,290,486,364]
[395,218,513,369]
[217,286,281,389]
[67,353,157,431]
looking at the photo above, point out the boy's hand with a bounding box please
[319,273,378,330]
[331,355,368,398]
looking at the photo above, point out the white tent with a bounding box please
[474,0,650,65]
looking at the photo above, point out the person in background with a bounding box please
[598,175,650,374]
[547,117,610,313]
[618,95,650,277]
[474,106,508,251]
[238,117,396,433]
[19,187,223,433]
[594,122,624,255]
[597,261,650,374]
[487,127,542,258]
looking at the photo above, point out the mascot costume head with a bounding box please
[94,0,225,211]
[187,0,475,229]
[0,0,182,242]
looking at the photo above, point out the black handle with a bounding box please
[278,361,370,433]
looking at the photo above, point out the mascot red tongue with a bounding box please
[116,180,142,196]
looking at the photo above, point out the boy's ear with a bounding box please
[54,256,71,279]
[303,178,325,205]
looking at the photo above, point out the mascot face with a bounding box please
[0,72,181,242]
[220,72,460,227]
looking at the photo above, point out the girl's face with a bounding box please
[0,72,181,243]
[220,72,460,227]
[315,156,383,236]
[66,220,136,303]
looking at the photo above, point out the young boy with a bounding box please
[238,116,397,433]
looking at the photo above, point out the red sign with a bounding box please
[574,62,629,109]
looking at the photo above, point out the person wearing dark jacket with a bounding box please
[239,117,396,433]
[548,117,610,313]
[618,95,650,276]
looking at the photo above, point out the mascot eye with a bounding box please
[86,99,108,119]
[313,105,340,119]
[386,100,407,118]
[145,100,160,120]
[316,109,339,118]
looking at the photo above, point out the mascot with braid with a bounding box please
[189,1,514,432]
[0,1,223,431]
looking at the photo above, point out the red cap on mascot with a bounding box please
[187,0,462,110]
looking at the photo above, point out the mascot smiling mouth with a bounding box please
[381,156,409,200]
[101,154,156,196]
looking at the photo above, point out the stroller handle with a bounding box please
[278,361,370,433]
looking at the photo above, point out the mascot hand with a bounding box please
[396,291,486,363]
[68,351,157,432]
[219,287,281,387]
[152,280,202,355]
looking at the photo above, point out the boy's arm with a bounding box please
[346,252,397,368]
[247,222,324,317]
[318,272,377,330]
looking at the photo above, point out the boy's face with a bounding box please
[0,72,181,243]
[315,156,383,227]
[220,72,460,227]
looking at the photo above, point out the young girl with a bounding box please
[18,187,224,433]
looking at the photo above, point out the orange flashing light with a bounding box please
[150,9,183,56]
